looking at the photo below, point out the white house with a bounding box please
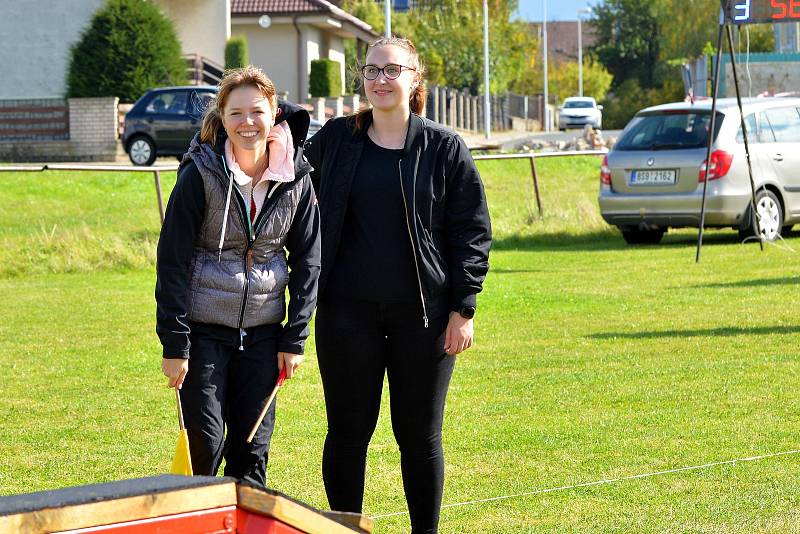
[231,0,377,102]
[0,0,375,101]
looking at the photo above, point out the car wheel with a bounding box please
[620,226,665,245]
[128,136,156,166]
[739,189,783,242]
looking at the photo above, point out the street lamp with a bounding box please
[483,0,491,139]
[542,0,548,131]
[577,7,591,97]
[385,0,391,37]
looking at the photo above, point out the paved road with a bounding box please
[524,129,623,144]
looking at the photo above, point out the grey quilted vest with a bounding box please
[183,138,303,330]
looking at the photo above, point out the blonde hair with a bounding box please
[354,36,428,132]
[200,65,279,145]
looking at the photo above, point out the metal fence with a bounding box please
[472,150,606,218]
[427,86,546,133]
[0,164,179,223]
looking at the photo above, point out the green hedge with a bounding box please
[225,36,249,70]
[309,59,342,98]
[67,0,186,102]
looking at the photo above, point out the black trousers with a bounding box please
[315,298,455,534]
[179,322,281,486]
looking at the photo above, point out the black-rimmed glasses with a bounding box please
[360,63,416,81]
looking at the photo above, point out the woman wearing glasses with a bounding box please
[304,37,491,533]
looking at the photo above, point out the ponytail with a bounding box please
[200,106,223,145]
[410,81,427,116]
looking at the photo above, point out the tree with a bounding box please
[67,0,185,102]
[655,0,774,61]
[225,36,249,69]
[404,0,538,94]
[591,0,660,89]
[547,59,613,104]
[341,0,384,93]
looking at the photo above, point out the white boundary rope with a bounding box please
[372,449,800,519]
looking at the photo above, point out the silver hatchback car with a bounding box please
[599,97,800,244]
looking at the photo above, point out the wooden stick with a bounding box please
[246,369,286,444]
[175,388,186,431]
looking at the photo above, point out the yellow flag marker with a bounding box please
[170,388,193,476]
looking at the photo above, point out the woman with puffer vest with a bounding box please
[156,66,320,486]
[304,37,491,534]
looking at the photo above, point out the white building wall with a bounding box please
[327,35,347,96]
[0,0,104,98]
[154,0,230,66]
[233,23,301,101]
[304,26,323,100]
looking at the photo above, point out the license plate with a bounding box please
[630,169,676,185]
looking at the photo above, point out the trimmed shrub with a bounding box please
[67,0,186,102]
[309,59,343,98]
[225,36,249,69]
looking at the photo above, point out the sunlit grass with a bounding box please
[1,160,799,533]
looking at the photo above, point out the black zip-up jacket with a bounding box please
[155,101,321,357]
[304,112,491,324]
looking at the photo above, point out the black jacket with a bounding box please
[155,100,321,357]
[304,112,491,324]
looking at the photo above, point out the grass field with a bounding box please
[1,157,799,532]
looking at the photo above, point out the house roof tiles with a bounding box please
[231,0,375,34]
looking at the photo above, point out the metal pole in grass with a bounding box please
[695,20,724,263]
[529,155,543,219]
[154,170,165,224]
[724,23,763,251]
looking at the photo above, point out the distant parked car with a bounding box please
[558,96,603,130]
[124,86,217,166]
[598,97,800,244]
[123,86,323,166]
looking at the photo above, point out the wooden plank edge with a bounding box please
[0,482,237,532]
[237,486,373,534]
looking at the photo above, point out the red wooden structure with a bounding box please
[0,476,373,534]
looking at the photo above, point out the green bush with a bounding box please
[225,36,249,69]
[67,0,186,102]
[309,59,343,98]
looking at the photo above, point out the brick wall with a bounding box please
[0,99,69,141]
[0,97,120,162]
[68,97,119,158]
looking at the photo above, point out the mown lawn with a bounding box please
[1,157,799,533]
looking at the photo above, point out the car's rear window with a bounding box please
[616,111,723,150]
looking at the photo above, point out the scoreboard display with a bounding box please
[722,0,800,23]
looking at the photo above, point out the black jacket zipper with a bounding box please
[398,159,429,328]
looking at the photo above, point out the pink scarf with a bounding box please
[265,121,295,183]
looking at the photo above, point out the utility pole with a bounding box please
[385,0,391,37]
[543,0,549,131]
[577,15,583,96]
[483,0,491,139]
[577,8,591,97]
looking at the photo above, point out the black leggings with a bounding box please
[315,298,455,534]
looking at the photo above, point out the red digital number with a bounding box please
[773,0,800,18]
[772,0,787,19]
